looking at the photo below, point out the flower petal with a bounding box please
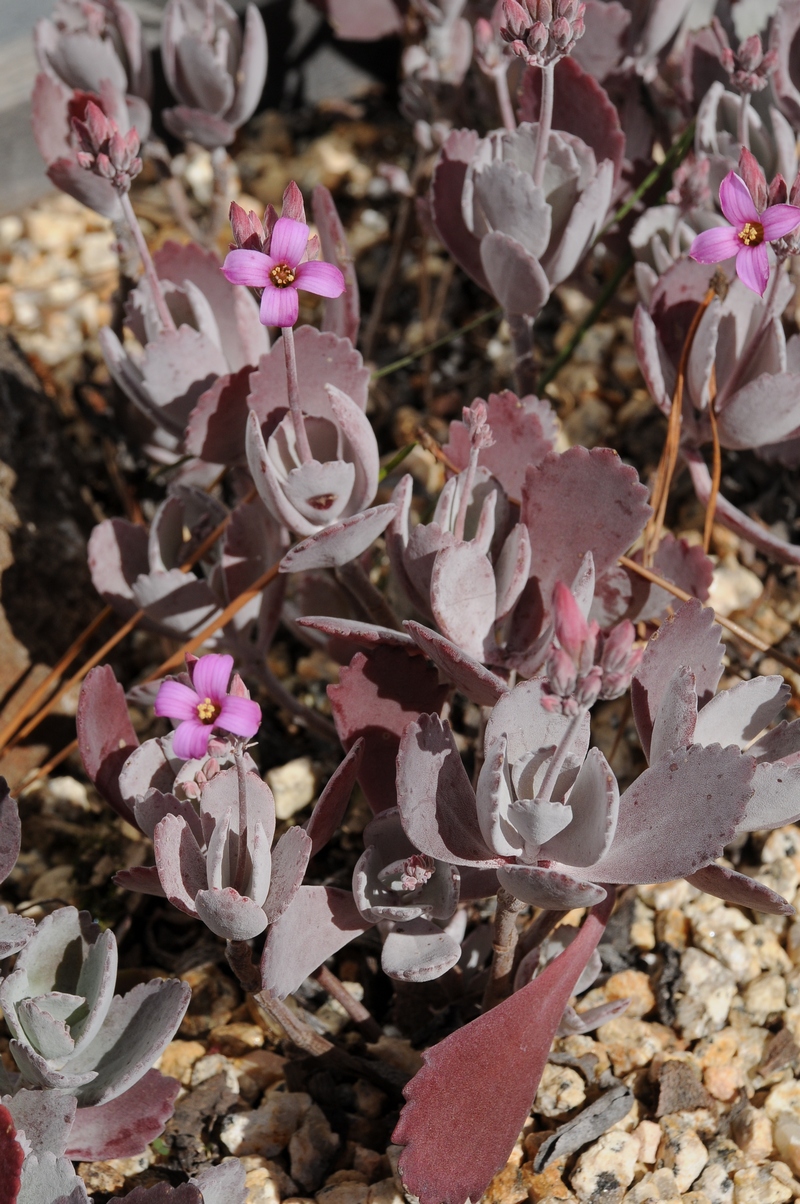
[260,283,299,327]
[736,243,769,296]
[191,653,233,702]
[269,216,309,268]
[217,696,262,739]
[294,260,346,299]
[154,680,200,722]
[719,170,759,226]
[761,203,800,241]
[689,226,740,263]
[221,249,273,288]
[172,719,212,760]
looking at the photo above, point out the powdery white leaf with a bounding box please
[739,761,800,832]
[648,666,698,765]
[65,1069,181,1160]
[0,781,21,887]
[544,747,619,868]
[381,920,462,983]
[194,887,269,941]
[17,1151,88,1204]
[2,1088,75,1158]
[430,129,488,292]
[0,911,35,959]
[261,885,372,999]
[590,743,754,884]
[393,893,615,1204]
[687,861,795,916]
[522,447,651,615]
[397,715,503,867]
[247,327,369,425]
[632,599,725,760]
[694,676,790,750]
[263,826,312,924]
[430,542,497,662]
[480,231,550,317]
[497,864,607,908]
[280,504,396,572]
[404,621,509,707]
[184,366,254,465]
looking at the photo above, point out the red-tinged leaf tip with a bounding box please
[0,1104,24,1204]
[392,892,615,1204]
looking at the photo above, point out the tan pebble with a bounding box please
[682,1194,712,1204]
[79,231,118,276]
[352,1146,385,1180]
[352,1078,387,1119]
[208,1022,265,1056]
[525,1160,573,1202]
[732,1164,793,1202]
[657,1116,708,1192]
[634,1120,662,1165]
[608,970,656,1019]
[703,1063,743,1101]
[220,1092,312,1156]
[631,898,656,952]
[290,1102,340,1192]
[596,1018,672,1075]
[693,1160,734,1204]
[535,1064,586,1117]
[731,1105,773,1163]
[482,1154,533,1204]
[365,1180,404,1204]
[326,1171,369,1186]
[621,1166,679,1202]
[765,1080,800,1121]
[675,949,737,1039]
[761,828,800,868]
[740,926,792,974]
[773,1112,800,1177]
[245,1162,298,1204]
[76,1154,151,1193]
[233,1049,287,1102]
[755,858,799,910]
[655,908,689,951]
[571,1130,640,1201]
[158,1039,207,1085]
[693,929,760,986]
[637,881,693,911]
[742,974,786,1025]
[786,923,800,967]
[365,1036,423,1075]
[266,756,317,820]
[556,1034,610,1079]
[315,1186,369,1204]
[190,1053,239,1094]
[695,1030,738,1070]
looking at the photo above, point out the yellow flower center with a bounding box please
[196,697,219,723]
[269,263,296,288]
[738,221,764,247]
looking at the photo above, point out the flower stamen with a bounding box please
[738,220,764,246]
[269,263,296,288]
[197,697,220,723]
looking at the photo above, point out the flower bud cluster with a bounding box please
[72,99,142,192]
[715,23,776,95]
[474,8,513,76]
[500,0,585,68]
[543,583,642,714]
[463,399,495,452]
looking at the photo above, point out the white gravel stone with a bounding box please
[675,949,737,1039]
[535,1063,586,1117]
[658,1116,708,1192]
[571,1130,640,1202]
[220,1092,312,1156]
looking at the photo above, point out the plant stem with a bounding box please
[509,313,537,395]
[483,886,526,1010]
[533,63,555,189]
[282,324,313,464]
[313,965,382,1041]
[226,939,262,993]
[119,191,176,334]
[703,365,721,554]
[495,67,517,132]
[538,708,586,805]
[452,446,479,542]
[233,753,249,894]
[738,92,751,151]
[254,990,334,1056]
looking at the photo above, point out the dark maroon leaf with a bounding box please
[393,892,615,1204]
[404,621,509,706]
[77,666,140,828]
[0,1103,24,1204]
[65,1070,181,1161]
[328,646,449,813]
[0,780,21,887]
[305,739,364,857]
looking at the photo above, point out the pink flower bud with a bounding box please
[551,16,571,45]
[738,34,763,73]
[501,0,529,39]
[739,147,767,212]
[769,175,788,206]
[229,673,250,699]
[600,619,637,675]
[552,582,589,663]
[547,647,578,698]
[575,664,603,709]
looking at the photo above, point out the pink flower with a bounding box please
[690,170,800,296]
[221,216,345,328]
[154,653,261,760]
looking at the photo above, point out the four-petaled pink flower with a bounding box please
[221,215,345,327]
[690,170,800,296]
[155,653,261,759]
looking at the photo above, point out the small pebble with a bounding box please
[535,1064,586,1118]
[732,1163,795,1202]
[266,756,317,820]
[220,1092,312,1156]
[190,1052,240,1095]
[571,1130,640,1203]
[675,949,736,1039]
[694,1162,734,1204]
[290,1102,340,1191]
[731,1104,773,1164]
[633,1120,662,1165]
[365,1182,404,1204]
[596,1017,672,1076]
[158,1039,207,1085]
[657,1115,708,1192]
[742,974,786,1025]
